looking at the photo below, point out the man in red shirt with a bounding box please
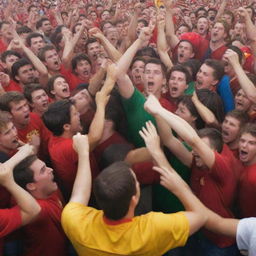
[0,92,51,162]
[238,123,256,218]
[144,94,240,256]
[0,144,40,255]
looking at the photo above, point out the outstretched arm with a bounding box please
[70,133,91,205]
[144,95,216,169]
[2,144,41,225]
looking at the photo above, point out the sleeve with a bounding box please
[0,206,22,238]
[150,212,190,254]
[236,218,256,255]
[217,75,235,113]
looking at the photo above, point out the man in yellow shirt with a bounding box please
[61,119,207,256]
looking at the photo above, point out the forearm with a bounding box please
[232,62,256,103]
[158,51,173,71]
[215,0,227,21]
[69,151,91,205]
[245,14,256,41]
[5,181,40,225]
[127,13,138,43]
[125,148,152,165]
[100,36,122,62]
[165,9,179,49]
[88,67,106,96]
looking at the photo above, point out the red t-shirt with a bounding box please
[238,163,256,218]
[48,136,99,199]
[190,148,237,247]
[17,112,51,162]
[229,77,240,98]
[66,72,90,92]
[0,40,7,54]
[211,45,227,60]
[3,80,23,93]
[0,206,21,256]
[159,97,177,113]
[20,191,68,256]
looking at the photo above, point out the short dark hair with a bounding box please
[0,110,12,132]
[16,26,32,35]
[42,99,73,136]
[182,59,201,81]
[36,17,50,30]
[71,53,92,72]
[93,161,136,220]
[38,45,56,62]
[26,32,44,47]
[226,45,243,64]
[137,19,148,27]
[241,123,256,138]
[144,58,167,77]
[136,46,159,59]
[46,74,66,98]
[11,58,33,82]
[204,59,224,82]
[13,155,37,190]
[197,127,223,153]
[225,109,249,128]
[1,50,21,63]
[167,64,192,84]
[195,7,207,17]
[24,83,46,103]
[85,38,100,52]
[130,56,146,69]
[0,91,26,112]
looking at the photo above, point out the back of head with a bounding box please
[42,99,72,136]
[204,59,225,82]
[93,161,136,220]
[198,127,223,153]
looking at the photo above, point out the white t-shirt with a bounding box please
[237,218,256,256]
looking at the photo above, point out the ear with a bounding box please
[50,89,56,95]
[63,123,71,132]
[15,75,20,82]
[26,182,36,192]
[190,52,195,58]
[211,79,219,86]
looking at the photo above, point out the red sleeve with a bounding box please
[0,206,22,238]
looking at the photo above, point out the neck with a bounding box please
[210,39,225,51]
[228,139,239,150]
[61,131,73,139]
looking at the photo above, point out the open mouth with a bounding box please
[239,150,248,160]
[24,114,30,119]
[171,87,178,92]
[62,87,68,93]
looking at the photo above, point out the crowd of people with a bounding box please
[0,0,256,255]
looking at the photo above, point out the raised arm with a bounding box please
[89,27,122,62]
[2,144,41,225]
[70,133,91,205]
[164,0,179,49]
[144,94,216,169]
[214,0,227,21]
[157,12,173,71]
[225,49,256,103]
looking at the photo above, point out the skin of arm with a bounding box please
[139,121,207,235]
[88,66,106,97]
[191,91,220,127]
[124,147,152,165]
[87,64,116,150]
[157,12,173,71]
[226,49,256,103]
[89,27,122,62]
[164,0,180,49]
[155,115,193,167]
[2,144,41,225]
[214,0,227,21]
[70,133,91,205]
[144,94,216,169]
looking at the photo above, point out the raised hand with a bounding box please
[72,133,89,155]
[144,94,163,115]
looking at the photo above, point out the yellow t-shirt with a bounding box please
[61,202,189,256]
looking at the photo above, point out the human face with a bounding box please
[75,59,91,80]
[175,102,196,126]
[192,137,212,168]
[41,20,52,35]
[51,77,70,100]
[70,105,82,134]
[233,23,246,38]
[31,89,49,114]
[72,89,93,114]
[4,55,19,72]
[101,10,110,21]
[239,133,256,165]
[10,100,30,128]
[190,13,196,24]
[176,25,189,37]
[87,42,101,61]
[44,49,61,71]
[168,71,188,98]
[89,11,97,21]
[30,159,57,197]
[0,122,19,153]
[177,41,194,63]
[0,23,13,41]
[130,60,145,85]
[222,14,233,26]
[30,36,45,55]
[197,17,209,36]
[143,63,166,97]
[211,22,227,43]
[235,89,252,112]
[16,64,35,85]
[136,22,146,37]
[221,116,241,144]
[102,22,113,34]
[196,64,218,90]
[106,27,119,46]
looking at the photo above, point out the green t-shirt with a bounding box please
[184,81,195,95]
[121,88,156,148]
